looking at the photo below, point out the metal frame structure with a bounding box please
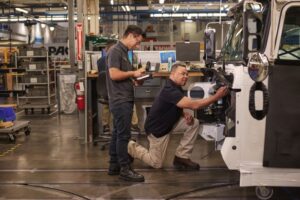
[16,48,57,114]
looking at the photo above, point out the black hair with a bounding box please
[123,25,144,38]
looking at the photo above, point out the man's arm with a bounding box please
[109,68,145,81]
[176,86,228,110]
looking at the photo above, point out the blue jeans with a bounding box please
[109,102,133,167]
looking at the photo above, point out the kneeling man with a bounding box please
[128,63,228,170]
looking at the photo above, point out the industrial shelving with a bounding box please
[16,47,56,114]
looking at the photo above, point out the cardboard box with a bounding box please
[5,73,13,91]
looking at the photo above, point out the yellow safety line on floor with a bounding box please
[0,144,22,157]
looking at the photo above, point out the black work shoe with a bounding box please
[173,156,200,171]
[131,125,140,132]
[119,165,145,182]
[108,164,120,175]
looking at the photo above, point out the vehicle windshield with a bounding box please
[220,12,243,61]
[278,6,300,60]
[220,0,269,62]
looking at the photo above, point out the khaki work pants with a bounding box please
[102,104,138,126]
[128,117,200,168]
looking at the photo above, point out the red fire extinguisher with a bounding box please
[76,95,85,110]
[74,81,85,111]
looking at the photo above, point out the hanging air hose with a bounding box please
[249,82,269,120]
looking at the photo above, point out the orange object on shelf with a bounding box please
[0,121,14,128]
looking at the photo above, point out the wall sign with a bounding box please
[76,23,83,61]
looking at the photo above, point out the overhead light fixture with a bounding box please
[184,19,193,23]
[45,10,68,15]
[171,5,180,12]
[150,13,227,18]
[15,8,29,14]
[39,16,67,21]
[0,15,75,22]
[64,6,67,10]
[221,4,229,11]
[41,23,46,28]
[49,26,55,31]
[9,18,18,22]
[125,5,130,12]
[110,0,114,5]
[159,0,165,4]
[121,6,126,12]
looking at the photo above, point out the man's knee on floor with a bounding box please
[149,158,164,169]
[151,161,163,169]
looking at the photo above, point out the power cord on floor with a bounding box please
[200,146,216,160]
[19,183,91,200]
[165,182,239,200]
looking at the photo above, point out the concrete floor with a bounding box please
[0,114,299,199]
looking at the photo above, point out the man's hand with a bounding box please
[132,79,144,86]
[133,68,145,78]
[215,86,229,99]
[183,112,194,126]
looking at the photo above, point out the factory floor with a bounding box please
[0,113,299,199]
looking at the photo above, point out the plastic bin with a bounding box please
[0,107,16,122]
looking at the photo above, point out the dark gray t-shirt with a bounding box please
[106,41,134,108]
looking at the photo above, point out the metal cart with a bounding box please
[0,121,31,142]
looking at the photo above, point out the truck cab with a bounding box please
[201,0,300,198]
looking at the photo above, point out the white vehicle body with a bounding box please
[199,0,300,188]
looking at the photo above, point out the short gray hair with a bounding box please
[171,62,186,72]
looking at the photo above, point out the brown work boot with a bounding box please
[173,156,200,171]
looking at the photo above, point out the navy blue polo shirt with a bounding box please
[145,79,184,138]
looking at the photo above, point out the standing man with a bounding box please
[106,25,145,182]
[128,63,228,171]
[97,41,141,133]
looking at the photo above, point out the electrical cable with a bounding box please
[18,183,91,200]
[200,146,216,160]
[0,167,228,173]
[165,182,239,200]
